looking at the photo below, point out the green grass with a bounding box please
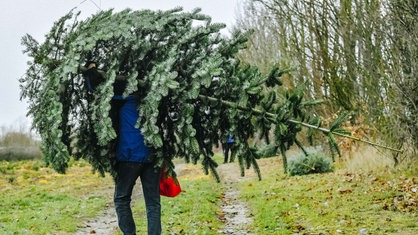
[0,159,114,235]
[0,191,108,234]
[1,151,417,235]
[238,157,418,234]
[161,179,224,234]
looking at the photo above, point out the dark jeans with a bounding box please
[222,142,236,163]
[114,161,161,235]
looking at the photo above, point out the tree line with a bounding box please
[236,0,417,161]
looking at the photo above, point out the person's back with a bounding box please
[116,95,150,162]
[82,63,161,235]
[113,95,162,235]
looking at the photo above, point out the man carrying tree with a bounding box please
[82,62,161,235]
[21,7,392,234]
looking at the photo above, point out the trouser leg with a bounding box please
[114,162,142,235]
[223,143,230,163]
[229,143,236,163]
[140,163,162,235]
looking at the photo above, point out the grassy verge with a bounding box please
[1,150,417,235]
[0,159,114,235]
[238,155,418,234]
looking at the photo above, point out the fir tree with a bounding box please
[20,8,348,181]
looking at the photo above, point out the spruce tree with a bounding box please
[20,8,347,181]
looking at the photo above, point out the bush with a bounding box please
[0,131,39,147]
[287,147,334,176]
[0,147,42,161]
[256,143,279,158]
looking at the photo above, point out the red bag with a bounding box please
[159,169,182,197]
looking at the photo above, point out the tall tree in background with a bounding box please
[383,0,417,159]
[237,0,417,159]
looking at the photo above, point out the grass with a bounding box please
[238,149,418,234]
[0,148,417,234]
[0,159,114,235]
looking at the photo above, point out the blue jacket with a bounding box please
[83,68,151,162]
[114,95,151,162]
[227,134,234,143]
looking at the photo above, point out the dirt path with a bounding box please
[71,184,119,235]
[216,163,256,235]
[72,202,118,235]
[72,162,255,235]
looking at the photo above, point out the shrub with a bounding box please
[256,143,279,158]
[0,131,39,147]
[0,147,41,161]
[287,147,334,176]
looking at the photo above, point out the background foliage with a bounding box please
[237,0,417,161]
[0,127,40,161]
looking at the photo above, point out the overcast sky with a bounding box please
[0,0,240,131]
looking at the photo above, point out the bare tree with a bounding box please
[236,0,417,159]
